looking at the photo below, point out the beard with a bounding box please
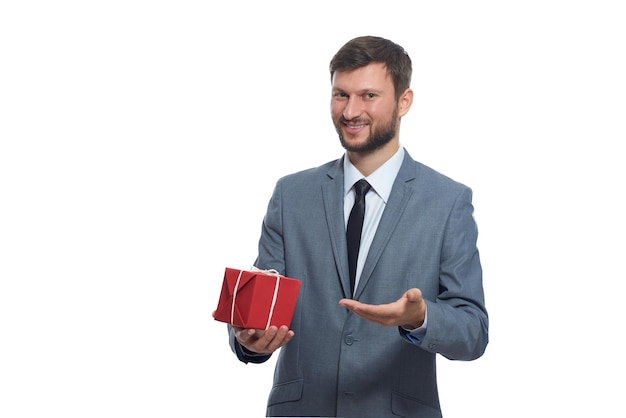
[335,106,399,153]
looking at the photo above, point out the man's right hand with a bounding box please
[233,325,294,355]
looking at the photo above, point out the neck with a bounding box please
[348,139,400,177]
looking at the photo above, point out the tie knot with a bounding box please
[354,179,371,197]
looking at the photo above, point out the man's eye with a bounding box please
[365,93,376,99]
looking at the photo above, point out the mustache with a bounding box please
[339,116,368,125]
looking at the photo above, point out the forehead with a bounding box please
[331,62,392,91]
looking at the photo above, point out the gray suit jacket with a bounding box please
[229,150,488,418]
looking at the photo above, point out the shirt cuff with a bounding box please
[399,309,428,344]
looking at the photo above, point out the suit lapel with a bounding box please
[355,154,417,299]
[322,158,352,298]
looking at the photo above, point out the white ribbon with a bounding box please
[249,266,281,277]
[251,266,282,330]
[231,267,282,329]
[230,269,245,325]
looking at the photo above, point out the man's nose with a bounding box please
[342,97,362,121]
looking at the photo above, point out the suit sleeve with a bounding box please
[227,180,286,364]
[418,187,489,361]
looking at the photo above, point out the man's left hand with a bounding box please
[338,288,426,329]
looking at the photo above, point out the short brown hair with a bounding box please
[329,36,412,101]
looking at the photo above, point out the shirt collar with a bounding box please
[343,146,405,204]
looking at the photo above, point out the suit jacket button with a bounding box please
[344,335,354,345]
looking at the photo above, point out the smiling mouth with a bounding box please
[342,118,369,130]
[344,123,366,129]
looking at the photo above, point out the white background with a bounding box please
[1,1,625,417]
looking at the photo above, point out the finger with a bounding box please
[404,288,423,303]
[235,327,257,345]
[338,298,361,310]
[264,326,294,352]
[344,303,384,322]
[254,326,292,353]
[258,326,280,349]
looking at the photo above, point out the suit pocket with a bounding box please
[391,392,441,418]
[267,379,304,407]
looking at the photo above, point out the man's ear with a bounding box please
[398,88,413,117]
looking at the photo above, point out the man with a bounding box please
[215,35,488,418]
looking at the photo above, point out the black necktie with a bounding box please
[347,179,371,297]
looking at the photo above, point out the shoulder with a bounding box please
[402,152,471,196]
[276,158,342,189]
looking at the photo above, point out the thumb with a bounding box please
[405,288,423,303]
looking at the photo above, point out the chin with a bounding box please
[341,137,364,151]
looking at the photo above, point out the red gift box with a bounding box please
[214,267,301,329]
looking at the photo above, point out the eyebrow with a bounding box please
[332,87,384,95]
